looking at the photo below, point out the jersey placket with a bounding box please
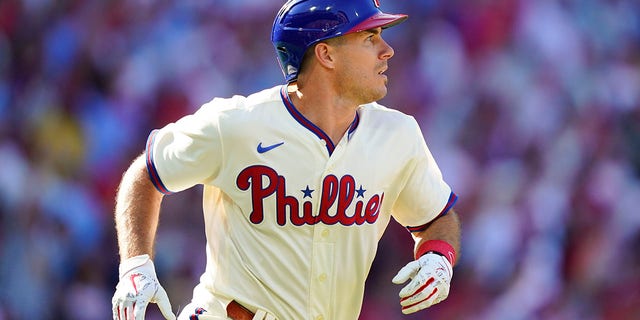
[307,140,349,319]
[308,227,335,320]
[281,85,360,318]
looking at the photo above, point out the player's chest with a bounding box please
[231,131,404,188]
[223,134,404,227]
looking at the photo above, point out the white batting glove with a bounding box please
[392,252,453,314]
[112,254,176,320]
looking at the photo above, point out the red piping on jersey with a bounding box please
[406,191,457,233]
[280,86,360,155]
[145,129,173,195]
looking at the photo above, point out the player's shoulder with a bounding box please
[359,102,419,128]
[201,85,282,113]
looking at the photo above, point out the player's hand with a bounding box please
[391,252,453,314]
[112,254,176,320]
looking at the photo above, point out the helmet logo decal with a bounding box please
[373,0,380,8]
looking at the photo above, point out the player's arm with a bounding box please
[412,209,461,264]
[392,209,461,314]
[115,153,164,259]
[112,153,176,320]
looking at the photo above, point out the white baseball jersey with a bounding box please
[145,85,457,320]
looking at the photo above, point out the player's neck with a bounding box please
[287,82,358,144]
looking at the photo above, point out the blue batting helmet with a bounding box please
[271,0,408,83]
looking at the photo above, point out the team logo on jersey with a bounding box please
[237,165,383,226]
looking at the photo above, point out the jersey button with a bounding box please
[318,273,327,282]
[321,229,329,238]
[315,315,324,320]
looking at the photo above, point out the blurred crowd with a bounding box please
[1,0,639,319]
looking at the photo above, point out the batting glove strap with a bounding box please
[119,254,155,279]
[392,253,453,314]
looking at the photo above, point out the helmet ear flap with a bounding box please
[275,46,289,69]
[273,43,302,82]
[271,0,407,83]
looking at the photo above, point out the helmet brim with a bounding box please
[346,12,408,34]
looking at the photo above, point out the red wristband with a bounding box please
[415,240,456,265]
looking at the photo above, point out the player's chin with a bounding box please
[377,78,389,97]
[362,87,387,104]
[364,76,389,102]
[369,89,387,103]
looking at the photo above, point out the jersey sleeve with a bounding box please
[145,100,224,194]
[391,118,457,232]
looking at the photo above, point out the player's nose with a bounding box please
[380,38,395,60]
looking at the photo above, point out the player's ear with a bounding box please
[313,42,337,70]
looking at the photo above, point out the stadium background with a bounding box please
[0,0,639,319]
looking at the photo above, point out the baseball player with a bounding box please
[111,0,461,319]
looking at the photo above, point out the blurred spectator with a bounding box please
[1,0,639,319]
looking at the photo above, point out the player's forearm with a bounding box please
[412,209,461,264]
[115,154,165,260]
